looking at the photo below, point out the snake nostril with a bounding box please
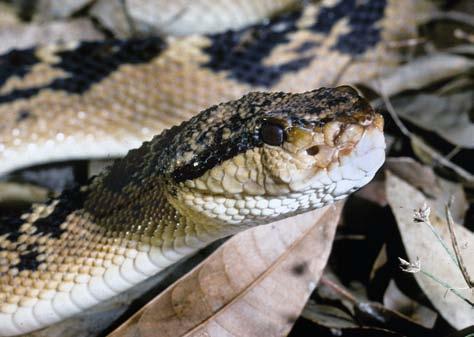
[306,145,319,156]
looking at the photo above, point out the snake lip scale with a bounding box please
[0,86,385,336]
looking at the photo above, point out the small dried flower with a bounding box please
[399,257,421,273]
[413,204,430,223]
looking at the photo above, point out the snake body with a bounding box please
[0,0,423,335]
[0,0,418,176]
[0,87,385,336]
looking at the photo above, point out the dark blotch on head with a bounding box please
[291,261,308,276]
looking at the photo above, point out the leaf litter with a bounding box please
[0,0,473,336]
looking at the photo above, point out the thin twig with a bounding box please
[445,203,474,288]
[320,276,357,304]
[377,85,412,138]
[377,87,474,186]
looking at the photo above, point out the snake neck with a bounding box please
[78,173,232,252]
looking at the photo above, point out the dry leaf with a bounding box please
[386,172,474,329]
[302,300,357,329]
[305,271,434,336]
[369,53,474,97]
[391,93,474,148]
[108,204,342,337]
[383,280,437,329]
[355,179,387,207]
[386,157,468,224]
[126,0,298,36]
[36,0,94,19]
[409,136,474,188]
[0,19,103,54]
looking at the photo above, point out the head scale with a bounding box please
[155,87,385,227]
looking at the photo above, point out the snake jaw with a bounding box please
[174,111,385,230]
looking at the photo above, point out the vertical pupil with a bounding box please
[262,124,284,146]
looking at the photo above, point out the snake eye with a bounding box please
[261,121,285,146]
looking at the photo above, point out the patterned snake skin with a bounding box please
[0,0,424,335]
[0,0,420,175]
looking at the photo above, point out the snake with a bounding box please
[0,0,424,335]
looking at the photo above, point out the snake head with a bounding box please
[257,85,385,197]
[171,87,385,226]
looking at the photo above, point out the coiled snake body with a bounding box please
[0,0,423,335]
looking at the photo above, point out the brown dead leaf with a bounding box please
[386,171,474,329]
[409,136,474,189]
[383,280,437,329]
[355,179,388,207]
[386,157,468,224]
[306,271,434,336]
[391,92,474,148]
[108,204,342,337]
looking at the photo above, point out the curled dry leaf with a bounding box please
[0,19,104,54]
[391,92,474,148]
[90,0,134,38]
[125,0,298,36]
[108,204,342,337]
[385,171,474,329]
